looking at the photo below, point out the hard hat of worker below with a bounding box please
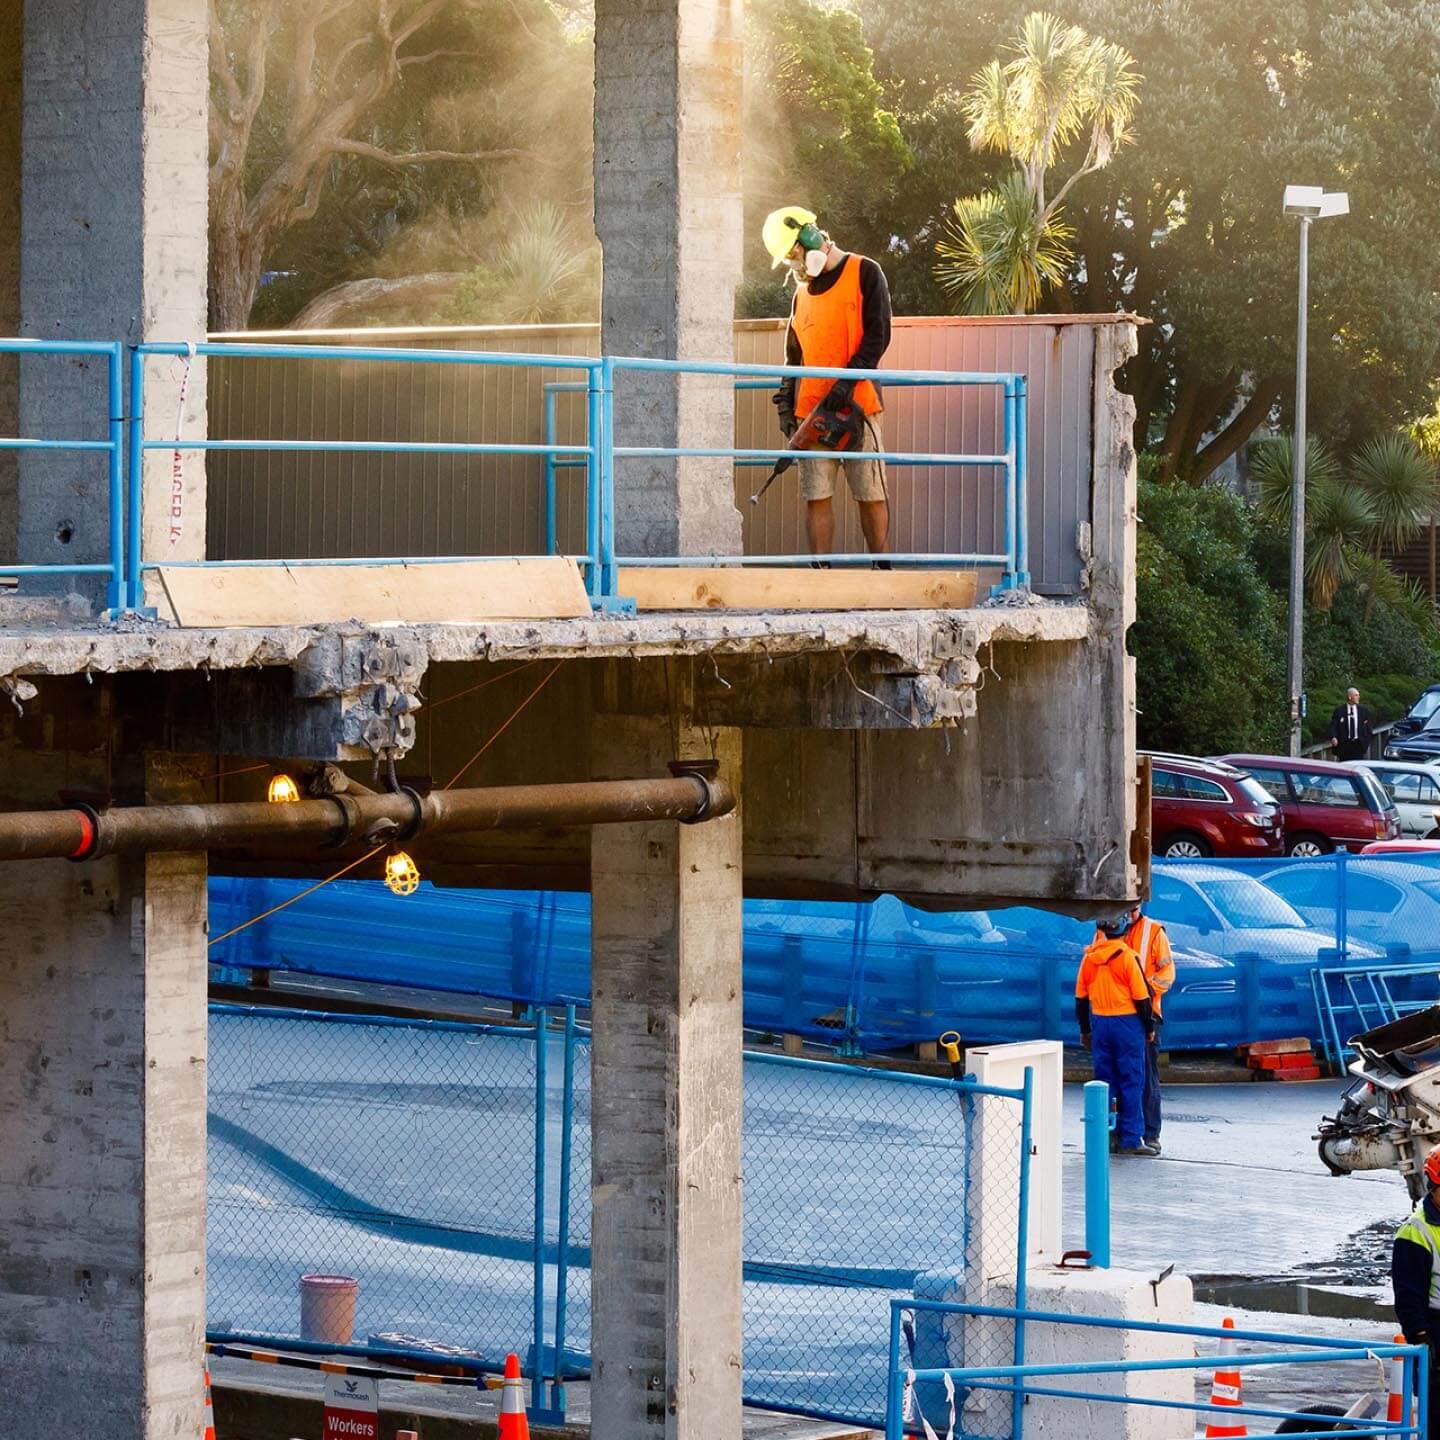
[763,205,826,271]
[1099,914,1131,939]
[1425,1147,1440,1189]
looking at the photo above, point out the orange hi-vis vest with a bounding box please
[792,254,884,420]
[1075,937,1150,1017]
[1125,914,1175,1015]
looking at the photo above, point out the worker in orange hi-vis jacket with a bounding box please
[1104,904,1174,1153]
[1075,921,1158,1158]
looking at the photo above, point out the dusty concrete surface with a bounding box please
[0,755,208,1440]
[18,0,208,598]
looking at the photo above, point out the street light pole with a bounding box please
[1281,185,1347,757]
[1287,216,1310,757]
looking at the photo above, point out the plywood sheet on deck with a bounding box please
[618,566,981,611]
[149,558,590,627]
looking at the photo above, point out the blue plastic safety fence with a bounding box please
[209,852,1440,1057]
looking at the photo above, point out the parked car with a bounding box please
[1388,684,1440,742]
[1142,752,1283,859]
[1260,857,1440,953]
[1385,707,1440,764]
[1145,865,1382,963]
[1347,761,1440,839]
[1217,754,1402,856]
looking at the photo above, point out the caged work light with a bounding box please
[267,773,301,804]
[384,850,421,896]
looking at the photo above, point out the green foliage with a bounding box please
[934,172,1074,315]
[1131,478,1288,755]
[741,0,914,294]
[1133,465,1440,755]
[442,204,599,325]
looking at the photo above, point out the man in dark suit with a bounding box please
[1330,687,1374,761]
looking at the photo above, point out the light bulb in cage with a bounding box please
[267,773,301,804]
[384,850,421,896]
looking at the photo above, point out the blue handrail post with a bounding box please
[585,366,603,604]
[1083,1080,1111,1268]
[531,1007,548,1417]
[1014,376,1030,589]
[1011,1065,1033,1440]
[106,343,126,614]
[543,387,559,557]
[548,1003,576,1420]
[125,346,146,611]
[591,356,633,613]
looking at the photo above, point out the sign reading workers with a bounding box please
[323,1372,379,1440]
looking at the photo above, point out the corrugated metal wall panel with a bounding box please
[208,318,1096,592]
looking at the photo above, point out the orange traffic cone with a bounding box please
[498,1352,530,1439]
[1204,1317,1247,1438]
[1388,1334,1408,1428]
[201,1367,216,1440]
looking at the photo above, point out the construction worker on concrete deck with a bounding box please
[762,205,893,563]
[1099,904,1174,1153]
[1075,920,1158,1157]
[1392,1147,1440,1438]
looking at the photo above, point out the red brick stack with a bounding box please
[1238,1036,1321,1081]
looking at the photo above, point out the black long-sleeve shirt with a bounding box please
[777,254,892,413]
[1393,1193,1440,1343]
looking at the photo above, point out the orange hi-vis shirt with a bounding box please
[1125,914,1174,1015]
[1075,938,1150,1017]
[792,255,884,420]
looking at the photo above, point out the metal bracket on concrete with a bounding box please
[292,630,428,760]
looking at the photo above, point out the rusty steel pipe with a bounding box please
[0,770,734,864]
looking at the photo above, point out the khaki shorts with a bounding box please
[799,415,888,503]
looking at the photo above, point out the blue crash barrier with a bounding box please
[209,853,1440,1052]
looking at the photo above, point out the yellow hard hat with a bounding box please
[762,205,819,268]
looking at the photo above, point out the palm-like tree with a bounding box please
[1251,432,1437,617]
[936,12,1141,315]
[935,172,1074,315]
[1351,434,1438,559]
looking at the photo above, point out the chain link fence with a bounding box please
[208,1005,1032,1428]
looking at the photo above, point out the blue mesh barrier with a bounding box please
[210,854,1440,1053]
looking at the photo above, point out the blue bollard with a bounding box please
[1084,1080,1111,1268]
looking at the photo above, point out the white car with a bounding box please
[1348,761,1440,838]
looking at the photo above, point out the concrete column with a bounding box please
[0,758,208,1439]
[19,0,207,599]
[589,719,744,1440]
[593,0,743,557]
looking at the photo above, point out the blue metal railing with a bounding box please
[4,337,1030,613]
[888,1301,1427,1440]
[0,339,127,611]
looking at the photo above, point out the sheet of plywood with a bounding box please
[149,558,591,627]
[617,566,981,611]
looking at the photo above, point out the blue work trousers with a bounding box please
[1142,1019,1162,1144]
[1092,1012,1147,1149]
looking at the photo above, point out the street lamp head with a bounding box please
[1283,185,1349,219]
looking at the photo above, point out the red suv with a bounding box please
[1144,753,1284,859]
[1217,754,1402,856]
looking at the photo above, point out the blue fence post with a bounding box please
[885,1304,905,1440]
[1238,952,1263,1041]
[549,1003,576,1420]
[1011,1066,1034,1440]
[125,346,145,611]
[1335,849,1349,963]
[1083,1081,1111,1268]
[544,387,559,557]
[531,1007,548,1417]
